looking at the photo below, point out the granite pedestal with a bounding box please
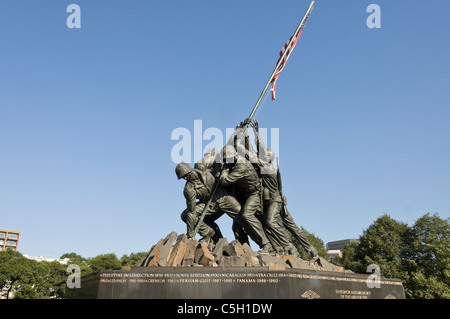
[65,266,405,299]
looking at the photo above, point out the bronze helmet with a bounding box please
[175,163,193,180]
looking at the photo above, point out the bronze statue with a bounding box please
[175,119,320,261]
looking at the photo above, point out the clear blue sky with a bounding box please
[1,0,449,259]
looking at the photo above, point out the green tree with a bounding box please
[340,241,364,271]
[60,252,86,263]
[13,260,67,299]
[87,253,121,272]
[0,249,67,299]
[0,249,37,299]
[340,214,409,278]
[36,261,68,299]
[120,252,147,267]
[61,252,91,276]
[403,213,450,299]
[358,214,409,280]
[340,213,450,299]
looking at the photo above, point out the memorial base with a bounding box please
[65,266,405,299]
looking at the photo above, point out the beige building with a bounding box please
[0,229,20,251]
[326,239,359,259]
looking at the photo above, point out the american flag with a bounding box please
[270,3,313,101]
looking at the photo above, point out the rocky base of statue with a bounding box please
[139,231,345,273]
[65,231,406,299]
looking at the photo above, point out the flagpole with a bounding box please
[191,2,314,240]
[247,0,315,122]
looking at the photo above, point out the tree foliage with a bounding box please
[121,252,147,267]
[0,249,141,299]
[402,213,450,298]
[87,253,122,272]
[0,249,67,299]
[340,213,450,299]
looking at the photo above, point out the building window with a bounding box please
[6,240,17,247]
[7,234,18,240]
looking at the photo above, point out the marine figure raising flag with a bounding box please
[247,1,315,121]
